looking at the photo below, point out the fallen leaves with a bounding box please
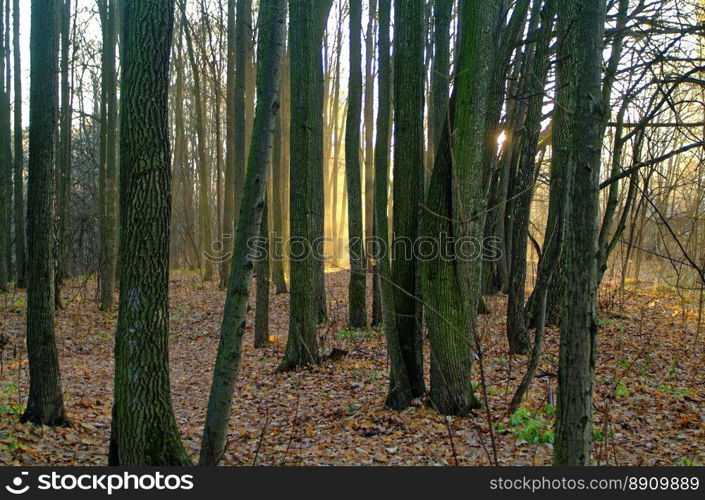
[0,271,704,465]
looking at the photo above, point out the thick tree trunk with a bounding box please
[422,0,502,416]
[392,0,425,398]
[346,0,367,328]
[109,0,189,466]
[554,0,607,466]
[22,0,69,427]
[198,0,286,464]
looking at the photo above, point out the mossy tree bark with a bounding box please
[392,0,425,398]
[421,0,502,416]
[109,0,189,466]
[199,0,286,465]
[345,0,367,329]
[22,0,69,427]
[553,0,607,466]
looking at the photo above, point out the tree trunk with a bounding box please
[554,0,607,466]
[254,198,271,348]
[278,0,332,371]
[422,0,502,416]
[22,0,69,427]
[0,0,9,292]
[313,1,333,324]
[98,0,118,311]
[506,0,555,355]
[346,0,367,328]
[221,0,251,288]
[198,0,286,465]
[373,0,413,410]
[429,0,452,166]
[109,0,189,466]
[392,0,425,398]
[12,0,24,289]
[270,103,287,293]
[182,9,213,281]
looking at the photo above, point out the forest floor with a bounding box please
[1,269,704,466]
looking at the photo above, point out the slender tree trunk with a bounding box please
[22,0,69,427]
[313,1,333,324]
[221,0,251,288]
[181,8,214,281]
[221,0,236,285]
[365,0,379,326]
[278,0,332,371]
[109,0,189,466]
[506,0,555,355]
[392,0,425,397]
[346,0,366,328]
[270,104,287,293]
[11,0,24,289]
[54,0,71,308]
[199,0,286,464]
[98,0,118,311]
[554,0,607,466]
[1,0,8,282]
[373,0,413,410]
[429,0,452,166]
[0,0,9,292]
[254,199,270,348]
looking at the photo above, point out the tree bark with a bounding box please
[98,0,118,311]
[109,0,189,466]
[554,0,607,466]
[181,8,213,281]
[374,0,413,410]
[254,198,271,348]
[392,0,425,398]
[421,0,502,416]
[278,0,332,371]
[199,0,286,464]
[11,0,24,289]
[346,0,367,328]
[22,0,70,427]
